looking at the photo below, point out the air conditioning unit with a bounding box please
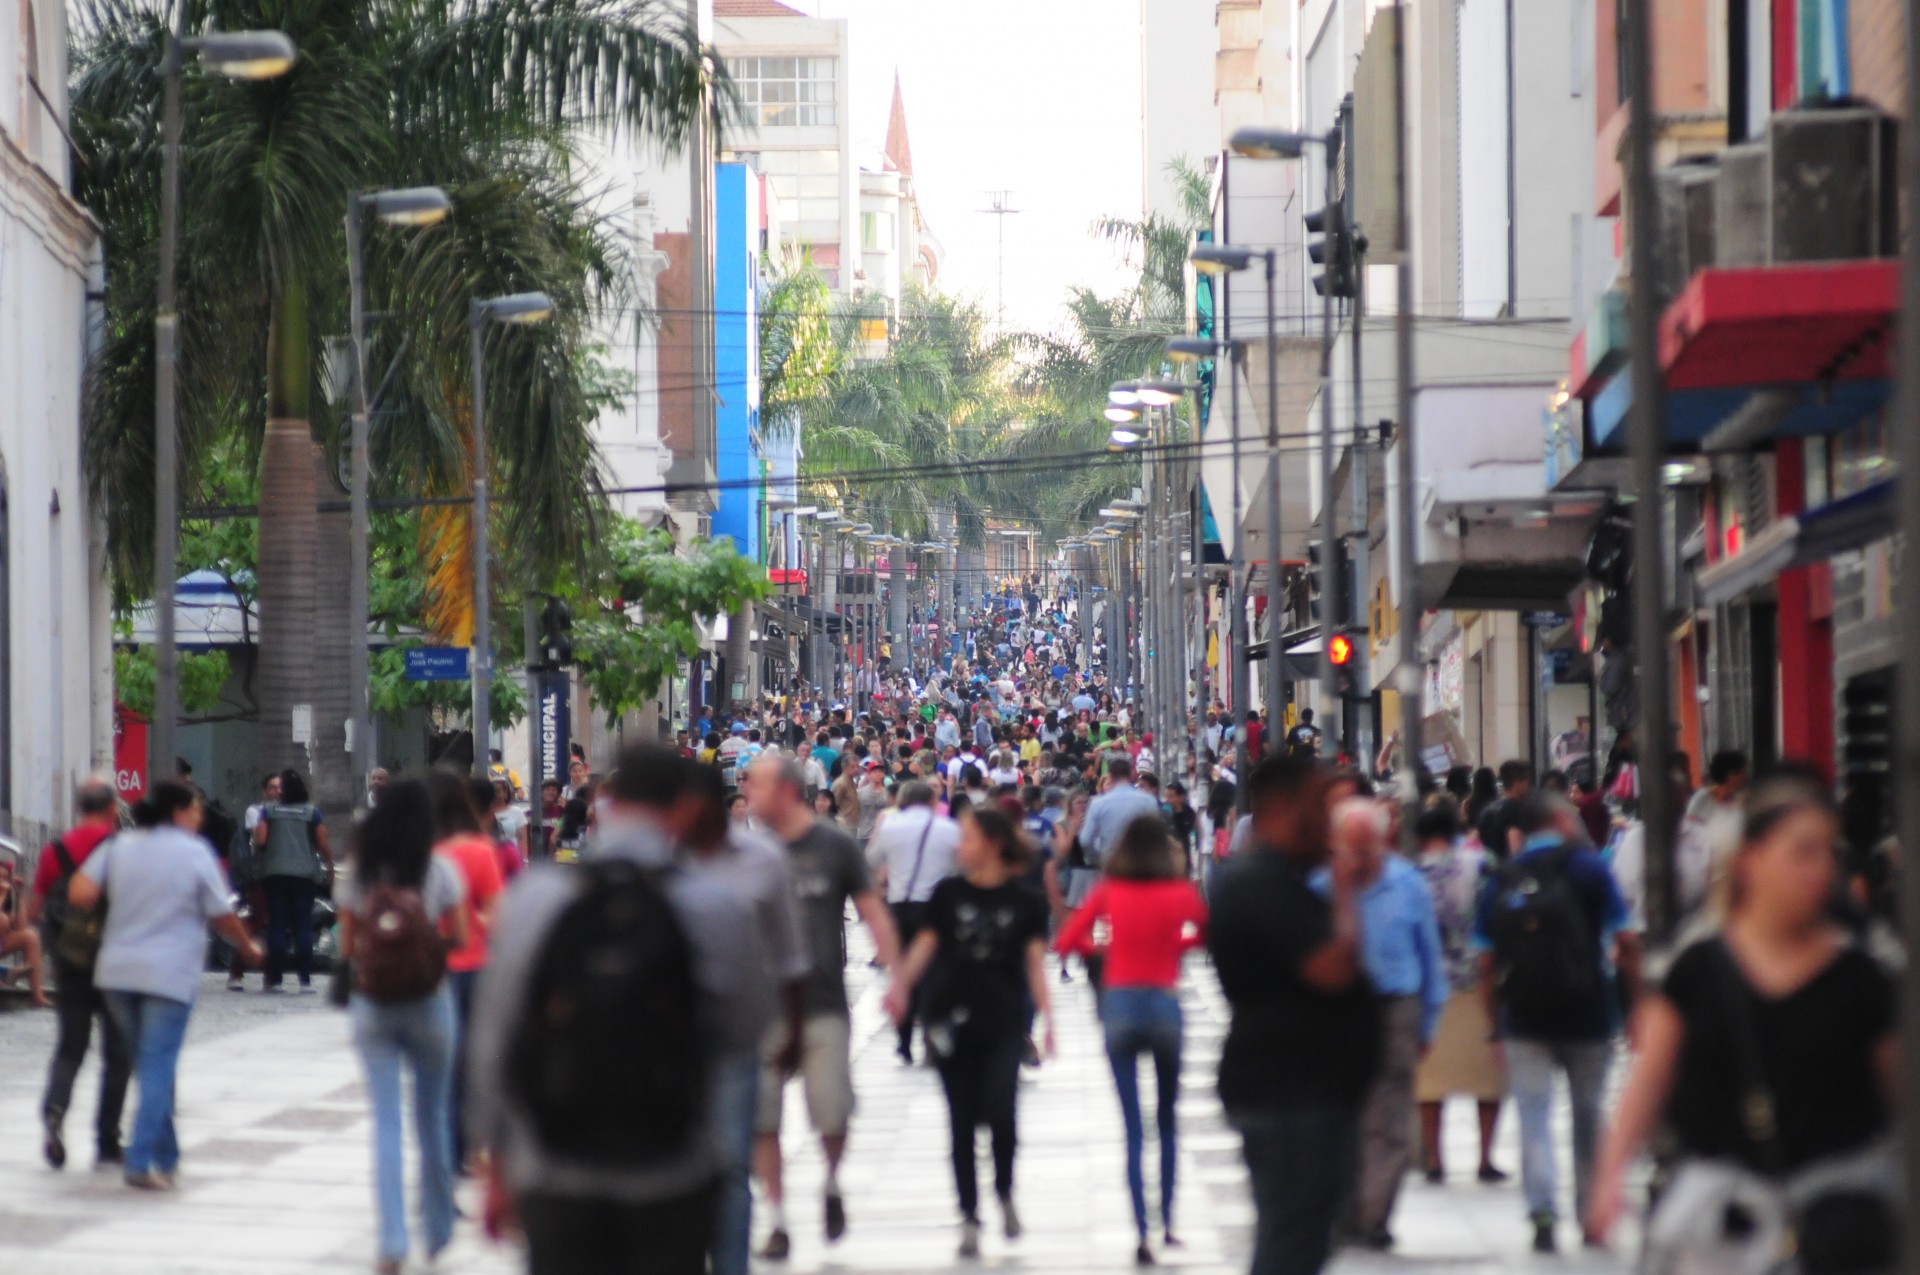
[1652,157,1718,311]
[1714,105,1899,269]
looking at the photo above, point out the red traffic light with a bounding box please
[1328,633,1355,666]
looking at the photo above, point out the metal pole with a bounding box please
[1317,138,1342,759]
[469,303,492,778]
[1229,343,1251,806]
[345,197,372,808]
[1263,252,1286,746]
[150,27,185,784]
[1890,0,1920,1227]
[1392,3,1425,815]
[1620,0,1677,935]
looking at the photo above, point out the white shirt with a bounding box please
[871,806,962,903]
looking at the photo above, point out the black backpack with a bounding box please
[40,840,81,938]
[1483,844,1602,1033]
[505,858,704,1166]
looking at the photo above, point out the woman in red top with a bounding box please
[1054,814,1207,1265]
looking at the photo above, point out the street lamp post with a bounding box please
[150,26,295,784]
[467,292,554,778]
[345,186,450,809]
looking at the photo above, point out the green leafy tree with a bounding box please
[74,0,730,811]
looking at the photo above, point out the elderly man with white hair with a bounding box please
[1313,797,1447,1251]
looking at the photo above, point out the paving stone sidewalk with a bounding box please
[0,949,1637,1275]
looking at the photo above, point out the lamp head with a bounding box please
[1229,127,1315,159]
[1189,244,1256,275]
[1108,428,1142,448]
[1134,379,1190,407]
[1104,405,1140,423]
[363,186,452,227]
[1164,336,1222,362]
[187,30,296,79]
[477,291,554,325]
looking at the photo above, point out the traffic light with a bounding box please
[1328,632,1355,667]
[538,595,574,669]
[1329,626,1366,698]
[1305,202,1357,299]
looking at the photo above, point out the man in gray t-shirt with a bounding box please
[744,753,899,1259]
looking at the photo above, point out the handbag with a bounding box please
[1643,942,1898,1275]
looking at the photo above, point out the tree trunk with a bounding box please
[888,542,908,652]
[309,446,354,822]
[723,599,753,711]
[256,279,320,783]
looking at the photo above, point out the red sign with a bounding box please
[113,704,148,801]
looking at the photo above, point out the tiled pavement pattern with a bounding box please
[0,935,1638,1275]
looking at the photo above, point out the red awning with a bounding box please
[1659,260,1896,391]
[769,568,808,588]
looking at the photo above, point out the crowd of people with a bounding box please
[3,577,1902,1275]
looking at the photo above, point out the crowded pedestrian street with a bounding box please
[0,953,1636,1275]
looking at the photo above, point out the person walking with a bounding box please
[336,779,469,1275]
[866,781,960,1063]
[251,769,334,993]
[1206,757,1378,1275]
[28,776,132,1169]
[1081,757,1161,869]
[1587,774,1897,1267]
[1315,799,1448,1251]
[67,781,262,1190]
[1410,802,1507,1185]
[1474,793,1637,1253]
[429,770,506,1174]
[886,805,1055,1261]
[744,754,900,1260]
[467,745,763,1275]
[1054,814,1207,1265]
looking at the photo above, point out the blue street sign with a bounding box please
[403,647,470,681]
[537,672,571,785]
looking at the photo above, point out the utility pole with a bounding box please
[977,190,1020,332]
[1391,4,1425,827]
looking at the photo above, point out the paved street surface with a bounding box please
[0,947,1636,1275]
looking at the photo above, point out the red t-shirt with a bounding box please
[31,822,117,904]
[1054,878,1208,990]
[438,834,505,973]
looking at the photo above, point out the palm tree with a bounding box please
[75,0,725,810]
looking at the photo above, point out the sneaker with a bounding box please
[264,985,287,995]
[125,1169,174,1192]
[1134,1241,1156,1266]
[96,1146,125,1171]
[296,984,318,996]
[226,978,245,992]
[1531,1215,1557,1255]
[1360,1225,1394,1251]
[824,1191,847,1242]
[1478,1163,1510,1184]
[1021,1037,1041,1068]
[759,1228,790,1262]
[958,1220,981,1260]
[43,1116,65,1170]
[1426,1165,1445,1184]
[1000,1196,1022,1239]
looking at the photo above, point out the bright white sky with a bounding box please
[803,0,1145,340]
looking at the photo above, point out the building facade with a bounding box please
[0,0,113,837]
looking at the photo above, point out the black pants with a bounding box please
[41,954,131,1151]
[522,1179,720,1275]
[262,875,317,987]
[889,901,928,1054]
[936,1032,1025,1221]
[1231,1104,1360,1275]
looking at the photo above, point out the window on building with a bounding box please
[861,210,895,251]
[726,56,837,128]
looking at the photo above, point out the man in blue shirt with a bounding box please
[1312,799,1447,1250]
[1473,794,1636,1255]
[1080,757,1162,868]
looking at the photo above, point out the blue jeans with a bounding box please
[1104,987,1183,1239]
[710,1047,762,1275]
[103,991,194,1177]
[263,874,317,987]
[351,987,457,1264]
[1230,1104,1358,1275]
[1506,1037,1611,1223]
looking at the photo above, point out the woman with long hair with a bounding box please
[886,806,1055,1260]
[426,770,504,1176]
[337,778,469,1274]
[68,781,260,1189]
[1587,774,1898,1257]
[1055,815,1207,1264]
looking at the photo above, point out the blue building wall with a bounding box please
[714,163,761,559]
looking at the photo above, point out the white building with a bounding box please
[856,75,942,326]
[716,0,858,293]
[0,0,112,835]
[1140,0,1218,219]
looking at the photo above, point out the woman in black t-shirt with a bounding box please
[887,806,1055,1260]
[1588,774,1897,1244]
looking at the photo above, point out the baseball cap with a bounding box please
[730,723,747,734]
